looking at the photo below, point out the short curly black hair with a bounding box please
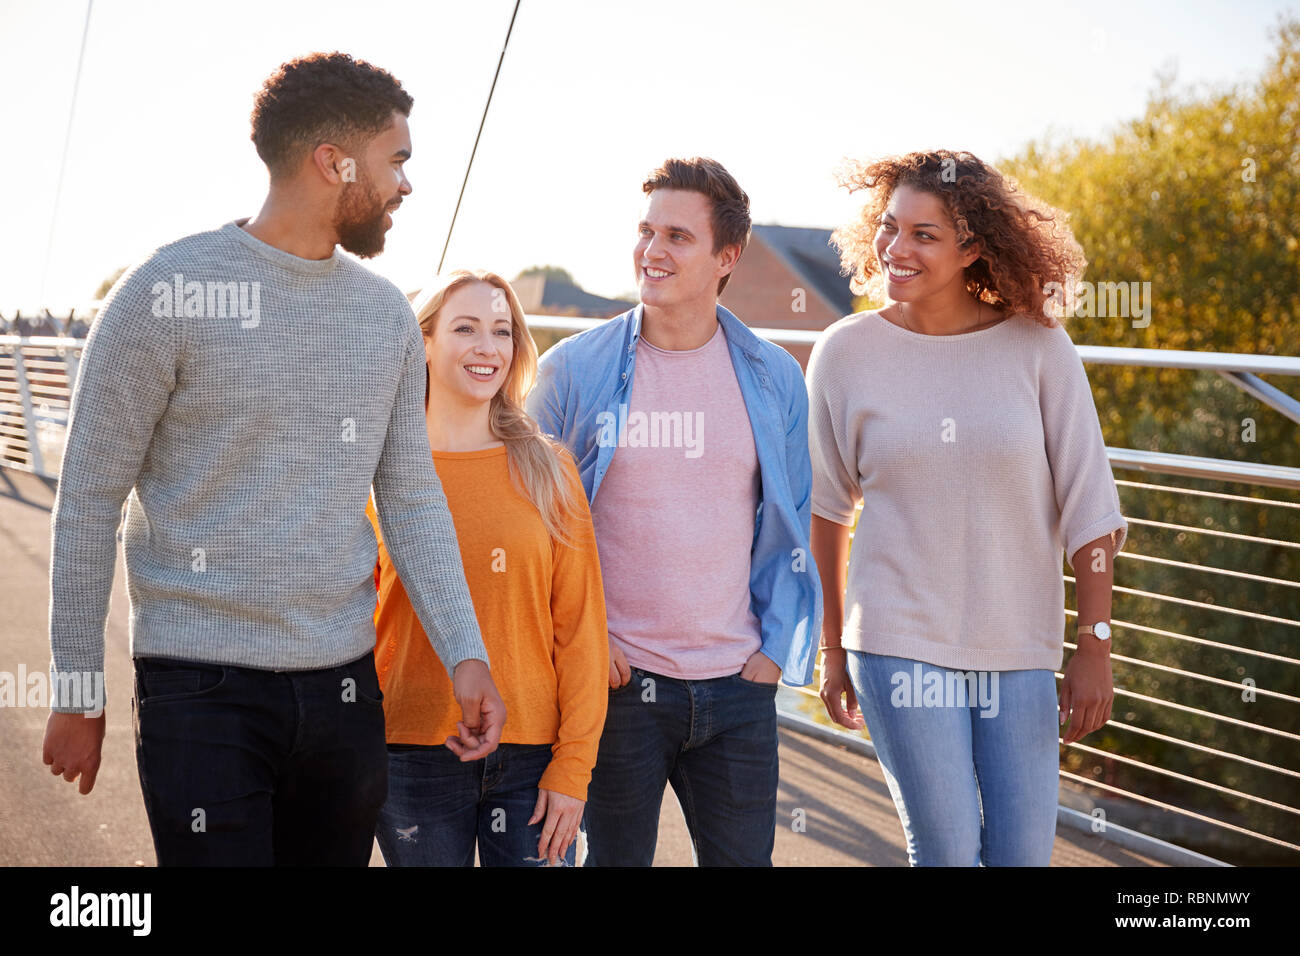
[250,52,414,177]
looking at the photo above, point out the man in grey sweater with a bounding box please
[41,52,505,865]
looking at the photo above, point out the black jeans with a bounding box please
[132,650,387,866]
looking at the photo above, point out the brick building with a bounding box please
[720,224,858,368]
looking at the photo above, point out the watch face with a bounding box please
[1094,622,1112,641]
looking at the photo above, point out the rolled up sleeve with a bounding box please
[1039,325,1128,569]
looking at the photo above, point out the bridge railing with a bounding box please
[4,309,1298,865]
[0,333,82,479]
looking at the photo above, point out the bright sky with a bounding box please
[0,0,1293,312]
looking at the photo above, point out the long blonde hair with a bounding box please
[411,270,579,547]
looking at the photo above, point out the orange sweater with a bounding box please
[367,445,608,801]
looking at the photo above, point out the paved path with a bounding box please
[0,468,1159,867]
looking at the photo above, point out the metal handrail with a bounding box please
[1115,550,1300,589]
[1064,575,1300,628]
[1058,640,1300,704]
[1057,771,1300,855]
[1114,478,1300,509]
[1104,719,1300,781]
[1062,609,1300,666]
[1108,448,1300,492]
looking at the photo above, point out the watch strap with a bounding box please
[1077,622,1111,640]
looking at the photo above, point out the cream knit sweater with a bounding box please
[807,310,1127,672]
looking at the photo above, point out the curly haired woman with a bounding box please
[807,150,1127,866]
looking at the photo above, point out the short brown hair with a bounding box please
[251,52,413,177]
[642,157,751,294]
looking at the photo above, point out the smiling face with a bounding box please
[424,280,514,409]
[332,110,412,258]
[633,188,738,313]
[874,183,981,305]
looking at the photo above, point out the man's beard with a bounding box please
[333,173,393,259]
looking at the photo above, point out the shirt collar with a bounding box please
[626,302,760,359]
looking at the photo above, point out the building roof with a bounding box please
[750,224,855,316]
[512,274,636,318]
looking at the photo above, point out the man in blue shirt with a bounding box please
[526,157,821,866]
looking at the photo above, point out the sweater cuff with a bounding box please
[1065,511,1128,570]
[431,627,490,678]
[47,663,107,716]
[812,499,857,527]
[538,759,590,803]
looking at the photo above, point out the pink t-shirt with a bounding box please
[591,323,762,679]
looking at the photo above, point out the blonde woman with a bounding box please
[808,150,1126,866]
[368,270,608,867]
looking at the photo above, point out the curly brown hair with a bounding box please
[251,52,414,177]
[830,150,1085,327]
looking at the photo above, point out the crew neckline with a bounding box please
[871,308,1013,341]
[639,322,722,356]
[223,219,341,276]
[432,444,507,460]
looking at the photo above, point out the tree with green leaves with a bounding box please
[998,17,1300,863]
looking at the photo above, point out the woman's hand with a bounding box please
[1059,643,1113,744]
[811,516,859,730]
[530,788,584,866]
[819,648,865,730]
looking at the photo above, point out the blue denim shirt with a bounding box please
[526,303,823,687]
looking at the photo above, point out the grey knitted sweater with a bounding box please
[48,220,486,711]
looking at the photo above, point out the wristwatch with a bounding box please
[1077,622,1112,641]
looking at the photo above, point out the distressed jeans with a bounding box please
[132,651,388,866]
[846,650,1060,866]
[374,742,573,867]
[583,666,779,867]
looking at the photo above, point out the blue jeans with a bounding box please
[132,651,388,866]
[584,666,779,867]
[846,650,1060,866]
[374,742,574,867]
